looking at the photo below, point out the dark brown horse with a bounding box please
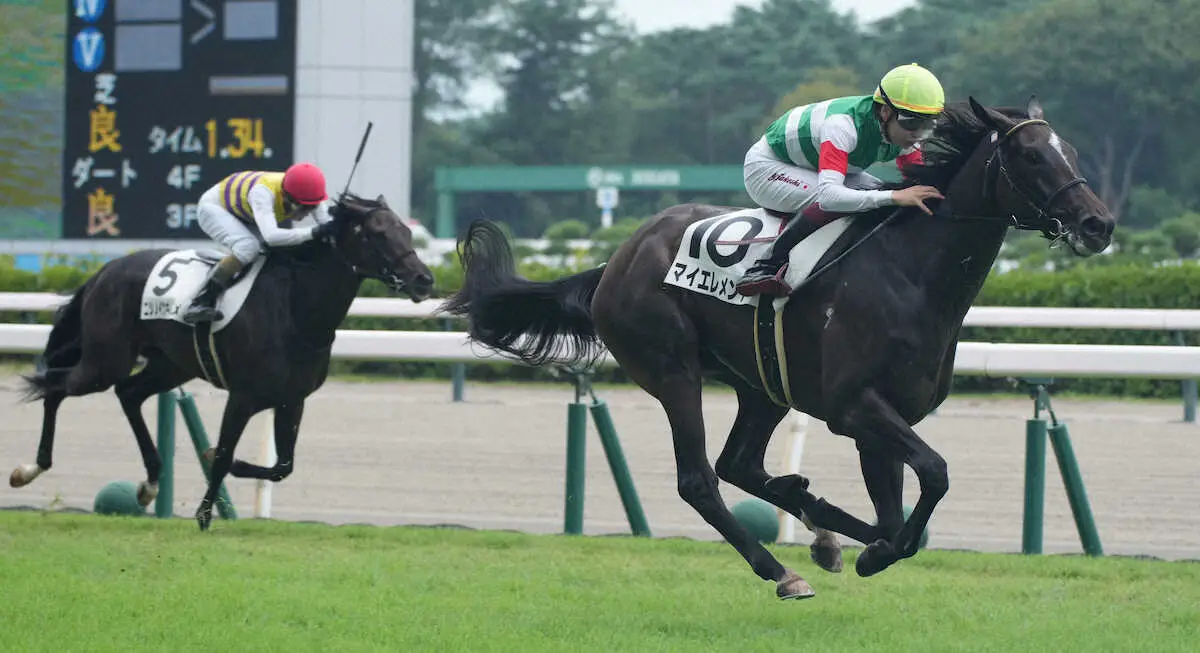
[11,193,434,530]
[443,97,1115,599]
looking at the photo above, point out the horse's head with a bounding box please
[966,95,1116,256]
[327,193,435,302]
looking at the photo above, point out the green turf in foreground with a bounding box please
[1,512,1197,652]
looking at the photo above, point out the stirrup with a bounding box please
[736,264,792,297]
[181,303,223,325]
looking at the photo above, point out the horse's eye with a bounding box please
[353,225,363,234]
[1024,149,1044,165]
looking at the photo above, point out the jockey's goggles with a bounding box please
[282,192,303,214]
[878,86,938,135]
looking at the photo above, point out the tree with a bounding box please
[943,0,1200,221]
[861,0,1040,81]
[413,0,501,123]
[622,0,864,166]
[482,0,632,165]
[1123,185,1190,230]
[758,66,865,134]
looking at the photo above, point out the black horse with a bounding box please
[443,97,1116,599]
[10,192,435,530]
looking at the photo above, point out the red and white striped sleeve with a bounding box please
[813,115,894,213]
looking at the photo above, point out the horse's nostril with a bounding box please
[1081,215,1108,238]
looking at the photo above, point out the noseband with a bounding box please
[329,206,417,290]
[981,119,1089,240]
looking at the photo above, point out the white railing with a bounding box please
[5,292,1200,330]
[0,324,1196,377]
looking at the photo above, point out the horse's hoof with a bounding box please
[194,503,213,532]
[9,464,42,488]
[810,540,844,573]
[136,481,159,507]
[764,474,811,499]
[855,539,896,578]
[776,569,815,600]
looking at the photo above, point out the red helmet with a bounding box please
[282,162,328,205]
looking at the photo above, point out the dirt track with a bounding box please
[3,376,1198,561]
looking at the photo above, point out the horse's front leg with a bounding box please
[715,390,844,574]
[829,388,948,577]
[195,393,256,531]
[224,401,303,482]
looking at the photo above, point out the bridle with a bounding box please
[326,205,418,291]
[981,118,1089,242]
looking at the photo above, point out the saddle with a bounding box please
[762,208,796,223]
[193,248,255,286]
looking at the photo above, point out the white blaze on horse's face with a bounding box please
[1047,132,1078,176]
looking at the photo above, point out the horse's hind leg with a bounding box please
[714,389,844,574]
[660,376,813,599]
[595,312,813,599]
[9,392,66,488]
[113,353,195,506]
[227,401,303,482]
[10,333,134,488]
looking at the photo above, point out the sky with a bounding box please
[611,0,916,33]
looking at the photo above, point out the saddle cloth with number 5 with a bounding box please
[139,249,268,332]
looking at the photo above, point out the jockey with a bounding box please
[735,63,947,297]
[181,162,338,324]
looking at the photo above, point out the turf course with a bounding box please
[1,511,1197,652]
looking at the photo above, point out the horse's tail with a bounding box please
[441,219,606,368]
[21,276,94,402]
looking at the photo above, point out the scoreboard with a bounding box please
[62,0,297,239]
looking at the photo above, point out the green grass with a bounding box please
[1,512,1198,652]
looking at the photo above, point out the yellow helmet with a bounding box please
[873,63,945,116]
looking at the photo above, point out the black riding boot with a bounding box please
[735,216,823,297]
[181,255,244,325]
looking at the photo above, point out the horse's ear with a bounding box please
[969,96,994,127]
[1026,94,1044,120]
[376,194,389,207]
[969,95,1011,132]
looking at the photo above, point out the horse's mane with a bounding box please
[823,101,1030,237]
[879,102,1030,190]
[331,191,387,220]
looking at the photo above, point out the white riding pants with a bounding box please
[743,137,884,216]
[196,185,264,264]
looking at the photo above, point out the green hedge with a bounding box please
[3,255,1198,398]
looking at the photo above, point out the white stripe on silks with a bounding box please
[784,107,806,165]
[806,100,831,159]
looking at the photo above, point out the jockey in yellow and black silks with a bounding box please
[182,162,338,324]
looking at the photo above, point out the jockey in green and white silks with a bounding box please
[736,63,948,297]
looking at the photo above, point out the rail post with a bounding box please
[563,372,588,534]
[589,395,651,537]
[442,317,466,402]
[1174,331,1196,423]
[154,391,176,518]
[562,368,651,536]
[1021,379,1050,555]
[1019,378,1102,556]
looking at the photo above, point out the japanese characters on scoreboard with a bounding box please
[62,0,297,239]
